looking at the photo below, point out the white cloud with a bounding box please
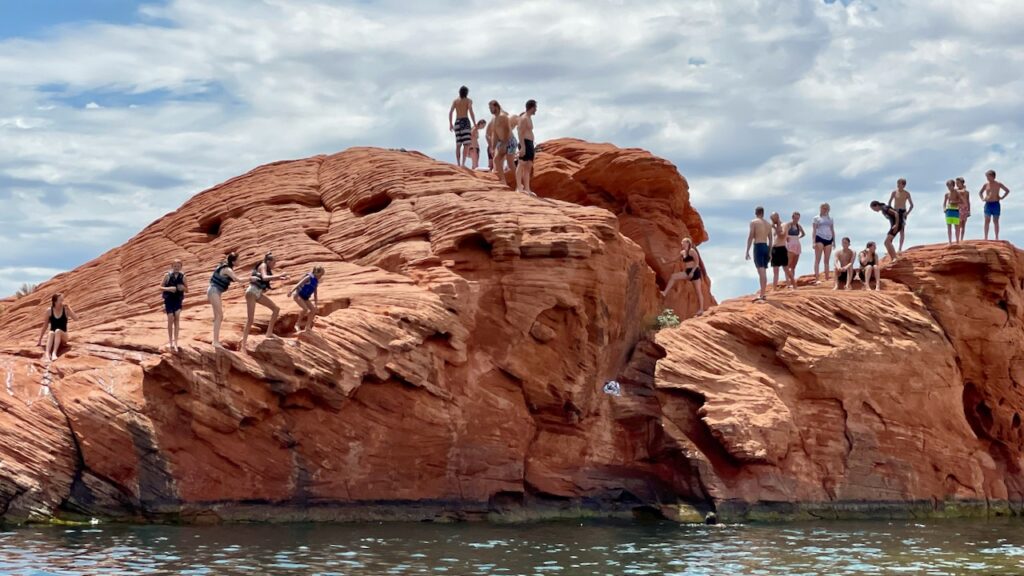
[0,0,1021,301]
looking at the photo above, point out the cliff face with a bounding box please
[0,143,706,522]
[0,142,1021,524]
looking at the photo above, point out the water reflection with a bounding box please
[1,519,1024,574]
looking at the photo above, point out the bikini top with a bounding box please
[788,224,800,236]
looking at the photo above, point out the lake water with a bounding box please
[2,519,1024,575]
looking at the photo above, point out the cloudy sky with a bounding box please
[1,0,1021,300]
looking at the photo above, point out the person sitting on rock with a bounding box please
[37,292,78,362]
[869,200,900,261]
[288,265,324,332]
[160,259,188,352]
[858,241,881,291]
[833,237,855,290]
[207,252,243,349]
[661,237,705,316]
[240,252,290,352]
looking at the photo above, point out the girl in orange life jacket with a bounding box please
[207,252,243,349]
[240,252,290,353]
[160,259,188,352]
[288,265,325,333]
[37,292,79,362]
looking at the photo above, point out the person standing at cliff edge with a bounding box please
[240,252,290,353]
[770,212,795,290]
[869,201,900,261]
[745,206,772,302]
[160,259,187,352]
[661,237,705,316]
[943,179,961,244]
[887,178,914,253]
[448,86,476,168]
[980,169,1011,240]
[516,99,538,196]
[812,203,835,284]
[489,100,512,186]
[207,252,243,349]
[955,177,971,240]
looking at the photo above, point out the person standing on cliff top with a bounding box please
[887,178,914,253]
[870,200,900,261]
[207,252,243,349]
[833,237,855,290]
[240,252,290,353]
[769,212,795,290]
[745,206,772,302]
[485,116,496,172]
[811,203,835,284]
[515,100,538,196]
[468,119,486,170]
[943,179,961,244]
[980,169,1011,240]
[489,101,512,186]
[956,177,971,240]
[448,86,476,168]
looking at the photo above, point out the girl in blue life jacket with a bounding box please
[288,265,325,333]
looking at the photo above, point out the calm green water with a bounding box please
[2,519,1024,575]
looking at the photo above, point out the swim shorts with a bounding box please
[163,296,183,314]
[454,117,472,145]
[507,137,518,155]
[985,201,1001,218]
[520,139,535,161]
[686,267,702,281]
[945,208,960,226]
[814,235,833,246]
[770,245,789,267]
[245,284,264,300]
[837,270,849,285]
[753,243,770,269]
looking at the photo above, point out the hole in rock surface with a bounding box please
[351,192,392,216]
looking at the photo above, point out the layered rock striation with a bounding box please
[0,140,1021,524]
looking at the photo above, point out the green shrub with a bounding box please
[15,283,36,298]
[655,308,681,330]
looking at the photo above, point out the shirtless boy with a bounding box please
[516,99,537,195]
[980,169,1011,240]
[488,100,512,186]
[769,212,795,290]
[833,237,855,290]
[745,206,772,302]
[448,86,476,168]
[887,178,914,253]
[955,177,971,240]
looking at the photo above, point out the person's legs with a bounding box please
[52,329,65,360]
[523,160,534,193]
[813,243,823,282]
[240,292,258,351]
[873,266,882,291]
[693,277,705,314]
[758,268,768,299]
[994,215,1000,240]
[292,294,308,332]
[785,264,796,288]
[454,141,461,166]
[172,311,181,350]
[845,270,852,289]
[44,330,55,360]
[772,265,780,290]
[515,157,525,192]
[208,288,224,347]
[471,147,479,169]
[259,294,281,338]
[303,300,317,331]
[166,312,174,349]
[884,235,897,260]
[494,147,507,183]
[898,230,906,252]
[823,244,833,280]
[788,252,799,281]
[984,215,991,240]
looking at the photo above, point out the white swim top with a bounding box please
[813,215,834,240]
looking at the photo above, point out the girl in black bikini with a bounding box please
[858,241,881,291]
[661,237,705,316]
[36,293,79,361]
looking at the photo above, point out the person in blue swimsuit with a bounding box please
[160,259,188,352]
[288,265,325,332]
[980,169,1011,240]
[37,293,79,362]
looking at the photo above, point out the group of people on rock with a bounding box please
[448,86,539,196]
[38,253,326,361]
[735,171,1012,302]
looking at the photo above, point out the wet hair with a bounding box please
[866,241,876,248]
[459,86,468,98]
[224,252,238,267]
[51,293,61,307]
[946,179,955,188]
[792,211,800,218]
[870,201,884,209]
[525,99,537,111]
[986,169,996,177]
[956,177,965,183]
[755,206,764,217]
[897,178,907,186]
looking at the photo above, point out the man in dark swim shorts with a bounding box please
[745,206,772,301]
[515,99,538,195]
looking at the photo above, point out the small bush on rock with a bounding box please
[655,308,681,330]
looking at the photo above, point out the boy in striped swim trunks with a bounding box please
[448,86,476,168]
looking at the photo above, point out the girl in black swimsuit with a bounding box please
[858,241,881,291]
[660,237,706,316]
[36,293,79,361]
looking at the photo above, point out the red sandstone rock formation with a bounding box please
[1,141,1021,524]
[0,143,704,522]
